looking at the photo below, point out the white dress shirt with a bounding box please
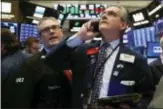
[44,46,57,54]
[99,39,120,98]
[66,35,120,98]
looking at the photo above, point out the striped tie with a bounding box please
[90,43,110,107]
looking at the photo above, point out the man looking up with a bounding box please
[45,5,155,108]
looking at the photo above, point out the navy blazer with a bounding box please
[45,40,155,108]
[2,49,72,108]
[74,42,154,93]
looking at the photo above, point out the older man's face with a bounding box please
[39,19,64,48]
[99,6,127,34]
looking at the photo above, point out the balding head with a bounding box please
[99,5,129,42]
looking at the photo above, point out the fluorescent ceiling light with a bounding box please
[1,2,11,13]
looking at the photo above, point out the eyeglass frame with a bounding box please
[39,25,61,34]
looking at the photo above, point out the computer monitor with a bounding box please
[19,1,36,17]
[1,22,19,36]
[129,8,151,29]
[0,2,11,13]
[20,23,39,42]
[153,19,163,36]
[146,0,163,22]
[133,26,156,47]
[19,1,58,24]
[33,6,46,19]
[147,58,157,64]
[147,42,162,58]
[54,4,107,20]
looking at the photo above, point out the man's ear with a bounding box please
[120,22,128,31]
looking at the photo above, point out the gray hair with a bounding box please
[107,5,129,24]
[37,17,60,32]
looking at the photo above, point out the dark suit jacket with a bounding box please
[45,40,155,108]
[2,49,71,108]
[1,50,28,85]
[149,58,163,85]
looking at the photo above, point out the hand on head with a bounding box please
[75,20,99,41]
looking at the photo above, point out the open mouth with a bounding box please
[49,37,58,40]
[100,21,108,24]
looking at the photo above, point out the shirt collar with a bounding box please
[101,39,120,49]
[44,46,55,54]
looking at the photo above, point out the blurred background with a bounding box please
[1,0,163,64]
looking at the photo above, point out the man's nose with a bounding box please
[101,15,107,20]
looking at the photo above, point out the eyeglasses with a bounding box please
[40,25,61,33]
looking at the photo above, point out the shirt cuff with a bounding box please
[66,34,84,48]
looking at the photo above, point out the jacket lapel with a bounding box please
[111,44,134,78]
[39,49,47,60]
[86,41,101,72]
[108,44,137,96]
[41,48,47,55]
[111,44,125,77]
[107,44,129,96]
[157,58,162,65]
[85,41,101,90]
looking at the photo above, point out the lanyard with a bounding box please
[86,44,120,105]
[93,44,120,86]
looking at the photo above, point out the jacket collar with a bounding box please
[100,39,120,50]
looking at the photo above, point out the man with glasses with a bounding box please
[45,5,155,108]
[2,17,71,108]
[38,17,63,52]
